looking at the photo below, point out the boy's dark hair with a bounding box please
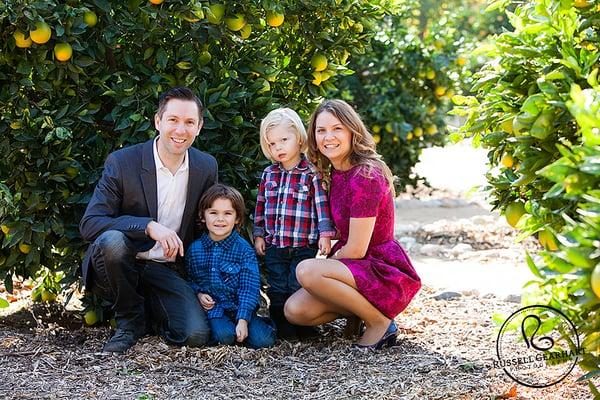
[156,87,204,122]
[197,184,246,230]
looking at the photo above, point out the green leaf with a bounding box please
[143,47,154,60]
[176,61,192,70]
[525,251,543,279]
[577,369,600,382]
[0,297,8,308]
[156,48,168,69]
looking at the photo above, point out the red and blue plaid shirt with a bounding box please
[253,155,336,248]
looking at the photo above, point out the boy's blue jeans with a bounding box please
[208,312,276,349]
[264,245,318,306]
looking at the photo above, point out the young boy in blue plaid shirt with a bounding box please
[186,184,276,348]
[253,108,336,339]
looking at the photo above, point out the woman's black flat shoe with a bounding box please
[352,320,398,350]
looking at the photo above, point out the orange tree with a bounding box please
[0,0,386,299]
[454,0,600,390]
[333,0,507,187]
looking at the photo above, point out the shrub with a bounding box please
[454,0,600,391]
[0,0,384,293]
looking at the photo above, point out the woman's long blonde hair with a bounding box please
[307,99,396,196]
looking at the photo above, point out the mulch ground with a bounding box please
[0,286,592,400]
[0,187,594,399]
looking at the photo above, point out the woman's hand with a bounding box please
[318,236,331,256]
[236,319,248,342]
[197,293,215,311]
[335,217,376,259]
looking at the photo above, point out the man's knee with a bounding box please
[94,230,134,263]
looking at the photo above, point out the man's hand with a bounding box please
[254,237,266,256]
[197,293,215,311]
[236,319,248,342]
[146,221,184,258]
[318,236,331,256]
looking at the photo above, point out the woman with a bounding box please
[284,99,421,349]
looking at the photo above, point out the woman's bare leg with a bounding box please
[285,258,392,346]
[284,288,348,326]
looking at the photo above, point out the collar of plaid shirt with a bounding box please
[198,229,240,250]
[270,153,311,172]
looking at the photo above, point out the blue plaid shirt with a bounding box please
[185,231,260,322]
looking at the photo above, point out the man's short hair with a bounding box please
[197,184,246,230]
[157,87,204,122]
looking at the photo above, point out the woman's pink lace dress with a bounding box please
[329,165,421,318]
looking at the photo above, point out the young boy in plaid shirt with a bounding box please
[186,184,276,348]
[253,108,336,339]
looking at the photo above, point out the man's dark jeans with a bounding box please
[264,245,318,306]
[88,230,209,346]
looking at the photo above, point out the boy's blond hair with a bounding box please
[259,108,308,161]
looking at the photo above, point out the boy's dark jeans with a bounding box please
[264,245,318,306]
[88,230,210,347]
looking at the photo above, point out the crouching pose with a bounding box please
[186,184,276,349]
[80,87,217,353]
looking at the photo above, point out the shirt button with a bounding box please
[212,268,215,271]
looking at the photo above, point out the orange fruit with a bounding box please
[573,0,590,8]
[18,242,31,254]
[426,125,438,135]
[83,11,98,26]
[84,310,100,326]
[54,43,73,62]
[538,230,558,251]
[311,53,328,72]
[239,24,252,39]
[266,11,284,27]
[505,202,526,228]
[30,21,52,44]
[225,14,245,31]
[591,264,600,298]
[501,154,514,168]
[13,31,32,48]
[311,71,322,86]
[434,86,447,97]
[207,4,225,24]
[41,290,57,302]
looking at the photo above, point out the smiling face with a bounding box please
[203,197,239,242]
[266,125,302,170]
[154,98,202,162]
[314,111,353,170]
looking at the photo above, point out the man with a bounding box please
[80,87,218,353]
